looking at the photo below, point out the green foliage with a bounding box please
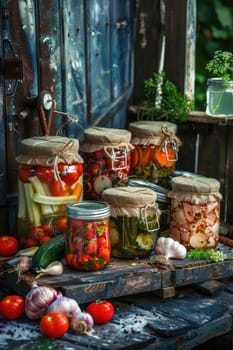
[188,248,225,262]
[195,0,233,110]
[142,72,193,123]
[206,50,233,81]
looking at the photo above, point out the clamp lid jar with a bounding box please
[129,121,181,187]
[102,186,161,259]
[168,176,222,250]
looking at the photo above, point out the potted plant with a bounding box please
[138,71,193,123]
[205,50,233,116]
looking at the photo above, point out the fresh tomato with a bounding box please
[19,165,34,183]
[40,312,69,338]
[0,295,25,320]
[35,166,54,183]
[49,179,69,196]
[0,235,18,256]
[58,163,83,186]
[86,300,114,324]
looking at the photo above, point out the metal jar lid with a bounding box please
[67,201,110,220]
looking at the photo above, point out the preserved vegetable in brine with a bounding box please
[168,176,222,250]
[129,121,181,187]
[66,201,111,271]
[102,187,160,258]
[16,136,83,247]
[80,127,133,200]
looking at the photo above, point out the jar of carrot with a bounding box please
[16,136,83,247]
[80,127,134,200]
[128,121,181,187]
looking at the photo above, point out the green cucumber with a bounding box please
[32,234,66,272]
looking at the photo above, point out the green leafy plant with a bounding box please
[205,50,233,115]
[141,72,193,123]
[206,50,233,81]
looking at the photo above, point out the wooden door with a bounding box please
[0,0,136,232]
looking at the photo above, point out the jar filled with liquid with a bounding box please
[66,201,111,271]
[168,176,222,250]
[206,78,233,117]
[16,136,83,247]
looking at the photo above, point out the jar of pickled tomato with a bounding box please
[102,187,160,259]
[80,127,134,200]
[129,121,181,188]
[16,136,83,247]
[66,201,111,271]
[168,176,222,250]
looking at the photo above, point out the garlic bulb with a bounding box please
[155,237,187,259]
[47,294,81,317]
[25,282,58,320]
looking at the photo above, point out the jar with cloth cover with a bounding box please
[16,136,83,247]
[168,176,222,250]
[80,127,134,200]
[102,186,161,258]
[128,121,181,188]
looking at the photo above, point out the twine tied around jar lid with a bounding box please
[102,187,161,231]
[16,136,83,189]
[129,121,181,148]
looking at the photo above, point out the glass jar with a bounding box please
[168,176,222,250]
[66,201,111,271]
[102,186,160,259]
[127,179,170,234]
[206,78,233,117]
[16,136,83,247]
[129,121,181,188]
[80,127,133,200]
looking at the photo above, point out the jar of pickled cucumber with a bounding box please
[66,201,111,271]
[128,121,181,187]
[16,136,83,247]
[80,127,134,200]
[168,176,222,250]
[102,187,160,259]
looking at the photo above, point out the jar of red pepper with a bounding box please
[66,201,111,271]
[16,136,83,247]
[80,127,134,200]
[129,121,181,188]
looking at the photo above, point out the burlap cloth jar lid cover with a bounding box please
[128,120,181,147]
[168,176,222,204]
[102,186,161,220]
[80,127,134,153]
[16,136,83,166]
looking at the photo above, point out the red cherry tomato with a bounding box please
[30,226,45,241]
[58,163,83,186]
[0,235,18,256]
[49,179,69,196]
[0,295,25,320]
[19,165,34,183]
[40,312,69,338]
[56,217,68,233]
[35,166,54,183]
[86,300,114,324]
